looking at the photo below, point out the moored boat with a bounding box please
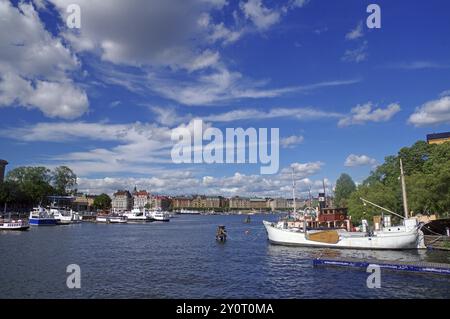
[29,206,57,226]
[263,159,427,250]
[0,218,30,231]
[149,209,170,222]
[122,208,152,222]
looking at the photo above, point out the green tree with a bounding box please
[347,140,450,221]
[0,180,26,209]
[334,173,356,207]
[93,193,111,210]
[52,166,77,195]
[6,166,54,205]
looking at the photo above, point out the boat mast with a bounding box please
[399,158,409,219]
[292,168,296,216]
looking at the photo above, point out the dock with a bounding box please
[313,257,450,275]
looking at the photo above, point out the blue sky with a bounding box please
[0,0,449,196]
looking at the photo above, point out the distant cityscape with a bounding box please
[73,189,332,213]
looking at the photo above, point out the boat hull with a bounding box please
[263,221,423,250]
[0,222,30,231]
[29,218,57,226]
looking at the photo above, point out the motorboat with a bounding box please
[122,208,152,222]
[149,209,170,222]
[0,213,30,231]
[29,206,57,226]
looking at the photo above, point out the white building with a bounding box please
[133,190,151,209]
[112,190,132,212]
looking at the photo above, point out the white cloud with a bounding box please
[408,95,450,127]
[76,163,326,196]
[345,21,364,40]
[280,135,304,149]
[338,102,401,127]
[147,72,361,106]
[342,41,368,63]
[1,121,176,175]
[150,104,344,127]
[240,0,281,30]
[0,1,88,119]
[385,61,450,70]
[345,154,377,167]
[281,162,324,179]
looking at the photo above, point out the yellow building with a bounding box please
[427,132,450,145]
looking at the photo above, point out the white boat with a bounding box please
[96,214,128,223]
[0,215,30,231]
[264,159,427,250]
[49,206,73,225]
[122,208,152,222]
[108,215,128,223]
[263,218,425,249]
[149,209,170,222]
[179,209,200,215]
[96,215,109,223]
[29,206,57,226]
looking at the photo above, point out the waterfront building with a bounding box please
[229,196,251,209]
[268,198,288,211]
[0,159,8,183]
[152,195,171,210]
[133,190,151,209]
[172,196,194,209]
[112,190,132,212]
[73,194,96,212]
[248,198,269,210]
[427,132,450,145]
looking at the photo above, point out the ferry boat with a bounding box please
[96,214,127,223]
[96,215,109,223]
[178,209,201,215]
[29,206,57,226]
[108,215,128,223]
[149,209,170,222]
[49,206,73,225]
[0,214,30,231]
[263,160,426,250]
[122,208,152,222]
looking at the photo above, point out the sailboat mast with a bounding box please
[292,168,296,215]
[399,158,409,219]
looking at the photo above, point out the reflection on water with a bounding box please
[0,214,449,299]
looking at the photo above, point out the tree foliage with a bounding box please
[93,193,111,210]
[52,166,77,195]
[334,173,356,207]
[1,165,78,207]
[347,141,450,223]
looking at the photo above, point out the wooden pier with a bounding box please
[313,257,450,275]
[424,235,450,251]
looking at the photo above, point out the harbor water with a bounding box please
[1,214,449,298]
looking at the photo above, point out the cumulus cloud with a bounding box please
[408,95,450,127]
[240,0,281,30]
[338,102,401,127]
[76,165,326,196]
[0,1,88,119]
[344,154,377,167]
